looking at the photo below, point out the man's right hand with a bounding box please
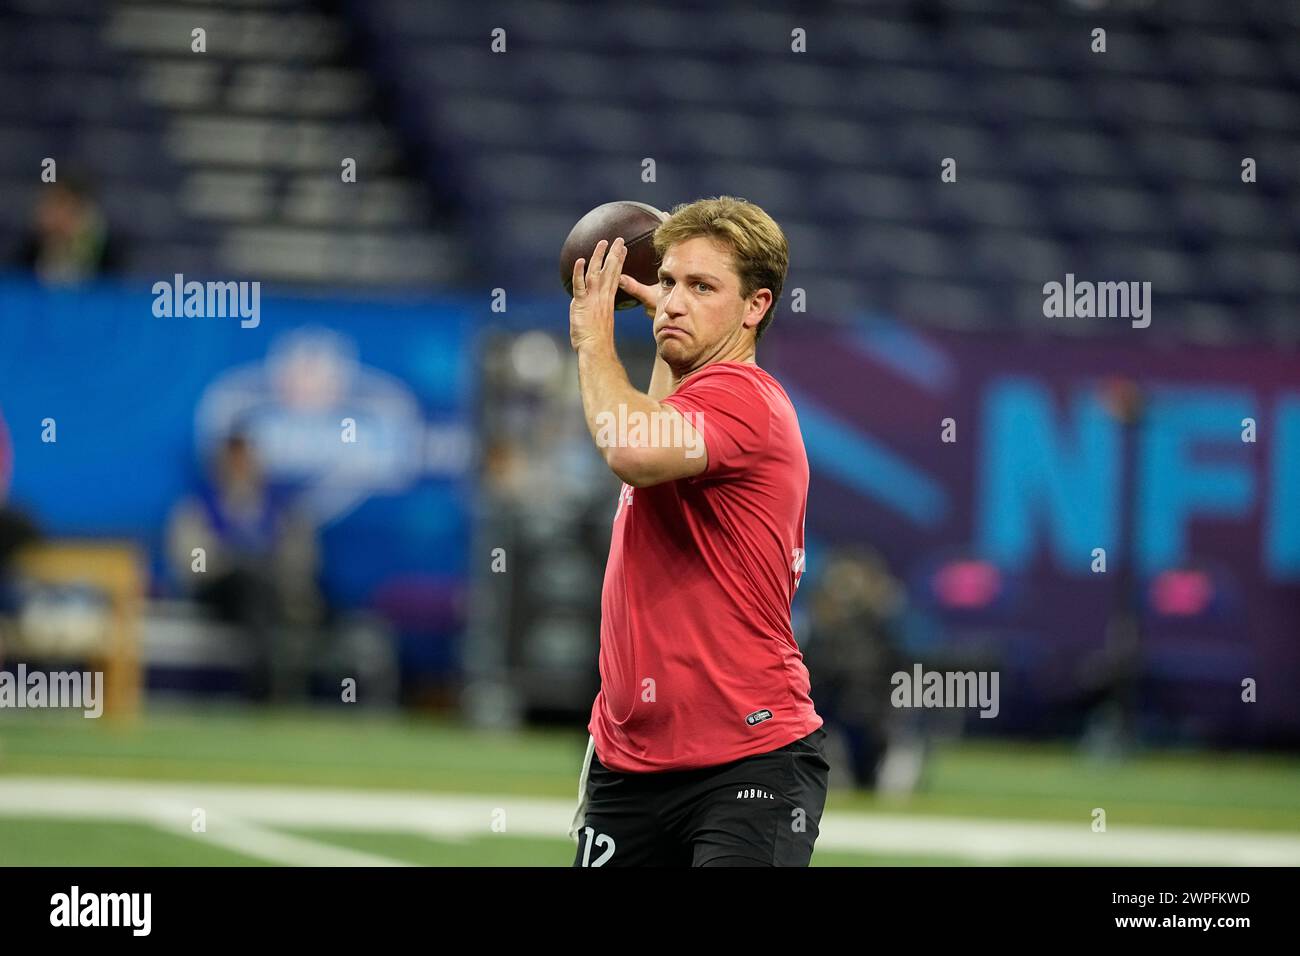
[617,274,660,320]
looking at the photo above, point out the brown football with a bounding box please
[560,200,667,309]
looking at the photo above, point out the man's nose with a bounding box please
[662,284,687,318]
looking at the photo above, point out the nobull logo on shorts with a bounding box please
[745,709,773,726]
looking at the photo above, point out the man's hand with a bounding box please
[570,237,626,352]
[616,273,660,320]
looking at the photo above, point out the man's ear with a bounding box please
[742,289,772,330]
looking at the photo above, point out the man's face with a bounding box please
[654,236,763,369]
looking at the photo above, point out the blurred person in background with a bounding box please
[803,547,910,790]
[15,175,121,284]
[1070,379,1147,760]
[167,432,324,703]
[0,510,40,629]
[0,408,41,664]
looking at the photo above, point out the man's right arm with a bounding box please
[647,352,673,401]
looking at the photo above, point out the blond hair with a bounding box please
[653,196,789,342]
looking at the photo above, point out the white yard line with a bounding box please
[818,814,1300,866]
[0,776,1297,865]
[150,813,412,867]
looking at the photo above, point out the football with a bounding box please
[560,200,667,310]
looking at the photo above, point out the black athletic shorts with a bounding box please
[572,727,830,867]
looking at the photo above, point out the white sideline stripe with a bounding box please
[818,815,1300,866]
[0,776,1297,865]
[150,811,411,868]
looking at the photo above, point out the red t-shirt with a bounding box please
[587,361,822,772]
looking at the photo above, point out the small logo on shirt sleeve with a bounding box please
[745,708,773,726]
[615,484,634,520]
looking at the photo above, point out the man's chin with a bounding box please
[657,339,691,364]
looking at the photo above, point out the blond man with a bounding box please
[568,196,828,867]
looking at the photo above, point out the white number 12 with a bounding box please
[580,827,616,867]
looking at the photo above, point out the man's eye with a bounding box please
[660,277,672,287]
[695,282,711,292]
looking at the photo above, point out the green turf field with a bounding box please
[2,703,1297,866]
